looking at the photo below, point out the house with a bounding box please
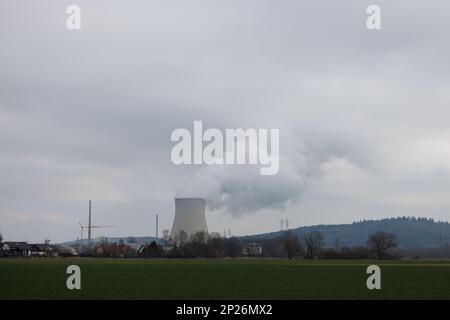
[52,245,78,257]
[30,244,52,257]
[241,242,262,256]
[2,242,32,257]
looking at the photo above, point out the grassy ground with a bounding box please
[0,258,449,299]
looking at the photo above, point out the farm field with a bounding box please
[0,258,449,299]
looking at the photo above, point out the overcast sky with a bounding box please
[1,1,450,243]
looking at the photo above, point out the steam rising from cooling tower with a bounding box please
[175,133,336,217]
[176,152,315,216]
[170,198,208,237]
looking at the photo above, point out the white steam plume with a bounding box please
[176,137,324,216]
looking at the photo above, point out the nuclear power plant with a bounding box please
[170,198,208,238]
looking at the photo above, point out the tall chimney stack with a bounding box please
[156,214,159,238]
[88,200,92,244]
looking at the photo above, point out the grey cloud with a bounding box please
[1,0,450,241]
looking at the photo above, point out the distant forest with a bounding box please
[242,217,450,249]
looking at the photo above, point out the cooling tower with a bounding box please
[170,198,208,238]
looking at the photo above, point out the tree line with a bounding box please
[91,229,400,260]
[264,230,399,260]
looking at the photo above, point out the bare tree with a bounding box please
[162,229,170,245]
[173,230,189,257]
[190,231,208,244]
[225,237,241,257]
[177,230,189,246]
[282,231,298,260]
[208,235,226,258]
[209,232,222,239]
[96,236,110,257]
[304,231,324,259]
[140,241,163,258]
[367,231,398,259]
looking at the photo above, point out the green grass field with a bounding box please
[0,258,449,299]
